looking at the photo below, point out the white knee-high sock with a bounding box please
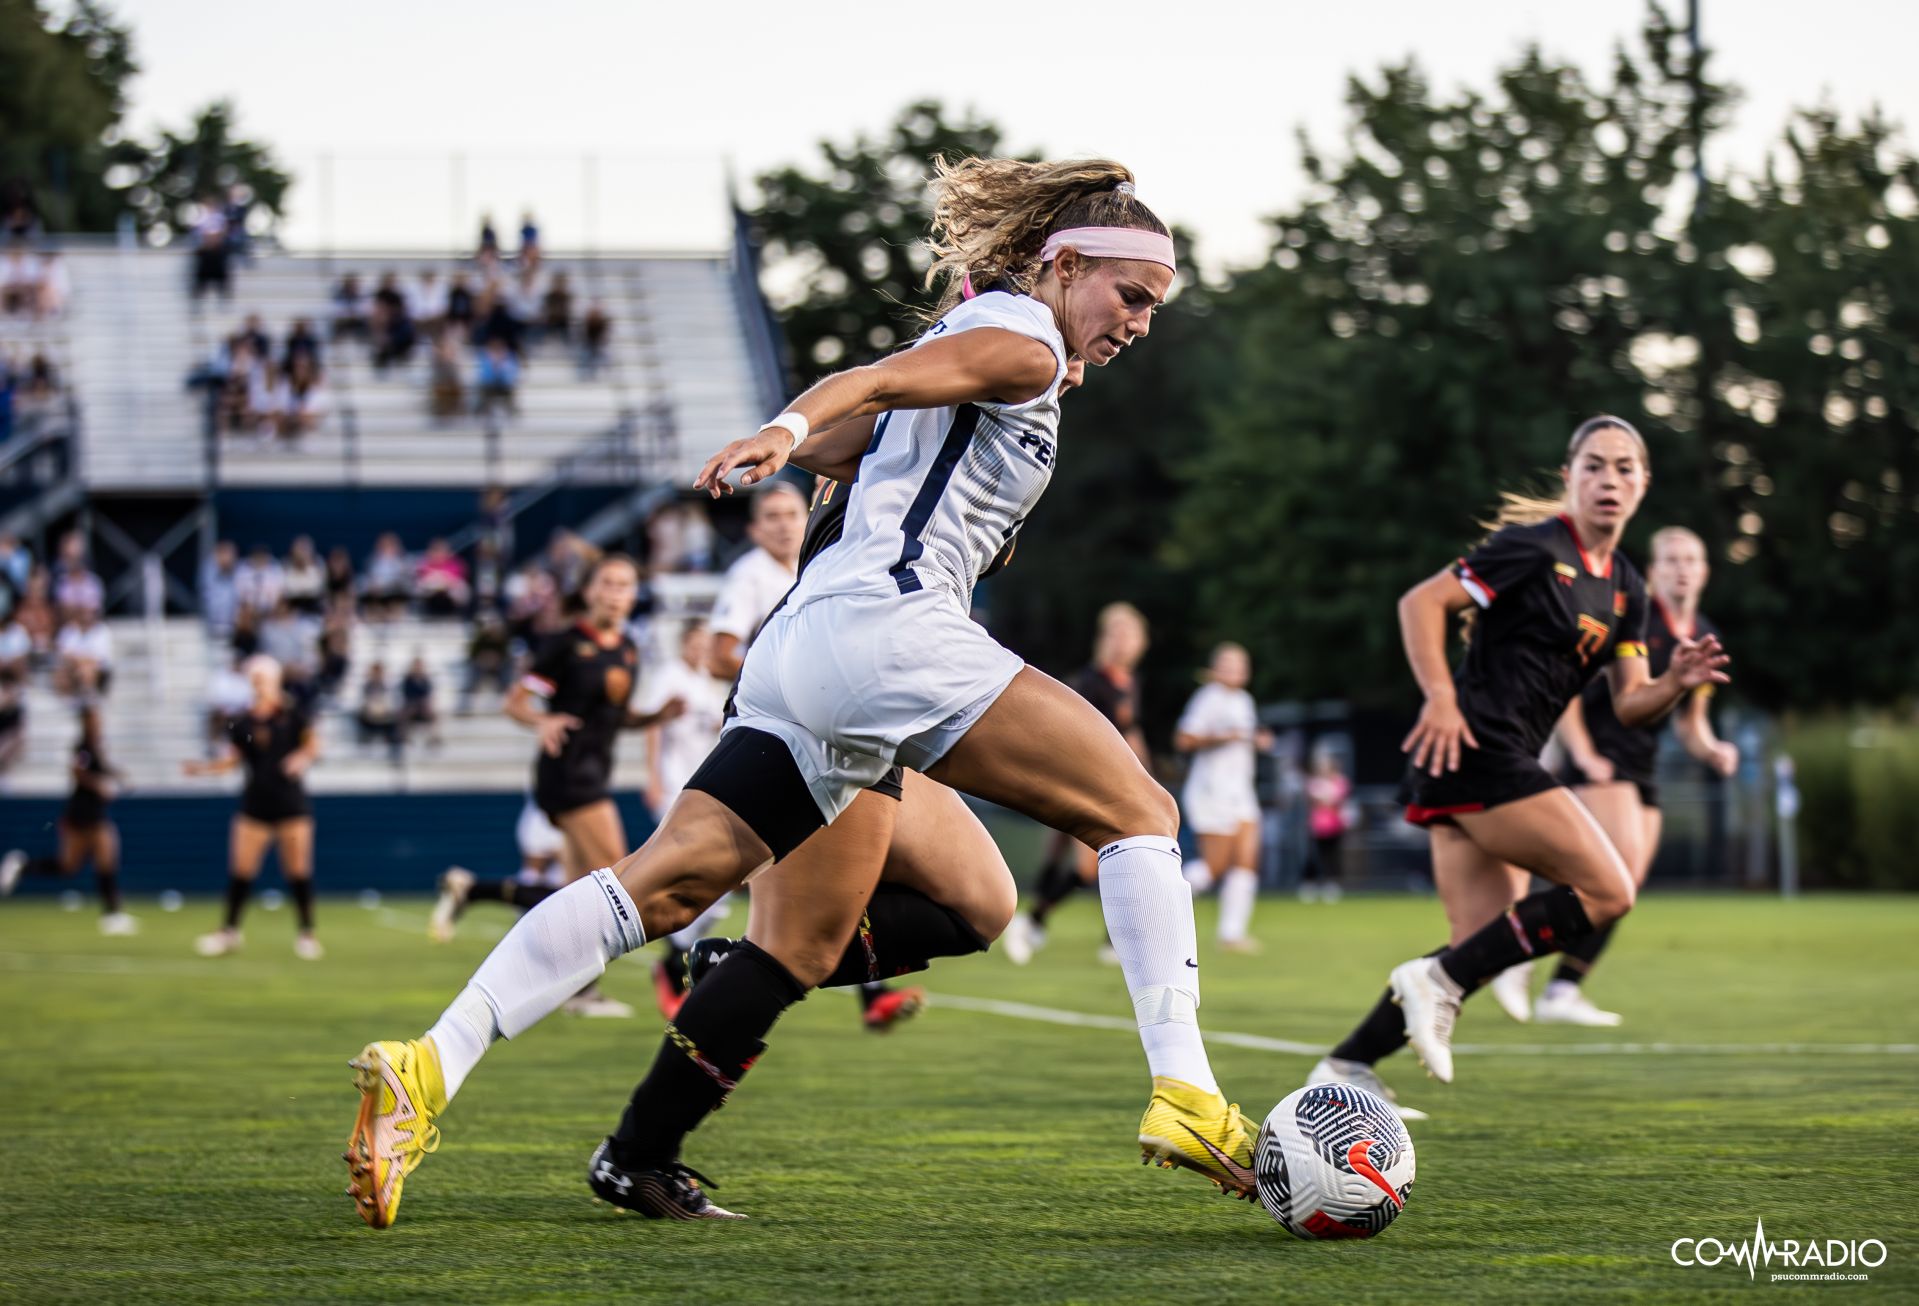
[1098,835,1219,1095]
[667,891,732,952]
[424,869,645,1100]
[1181,858,1214,893]
[1217,867,1258,943]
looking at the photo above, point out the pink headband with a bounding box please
[1039,226,1176,273]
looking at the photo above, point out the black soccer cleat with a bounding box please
[685,936,738,988]
[586,1139,746,1221]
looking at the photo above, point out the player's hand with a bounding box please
[1402,693,1479,777]
[655,695,687,724]
[1709,740,1740,778]
[538,712,582,757]
[1668,633,1731,692]
[1254,727,1276,752]
[694,428,793,498]
[1575,752,1616,784]
[282,753,311,779]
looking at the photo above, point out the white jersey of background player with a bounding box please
[1175,642,1269,952]
[640,620,730,815]
[706,482,806,680]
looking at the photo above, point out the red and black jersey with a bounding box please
[1448,515,1649,763]
[228,705,314,821]
[1068,664,1140,734]
[63,742,114,829]
[1577,598,1720,784]
[525,623,638,814]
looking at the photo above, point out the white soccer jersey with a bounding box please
[709,546,796,646]
[1179,683,1259,801]
[640,654,729,798]
[791,291,1069,609]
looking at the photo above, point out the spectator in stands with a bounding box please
[428,329,464,419]
[474,285,524,359]
[214,338,259,435]
[190,195,232,300]
[503,561,557,649]
[1,242,37,314]
[258,598,310,676]
[445,272,476,331]
[478,214,500,260]
[0,669,23,782]
[32,249,67,319]
[14,567,54,662]
[229,603,260,658]
[222,184,253,263]
[282,538,326,616]
[542,528,594,595]
[273,354,329,440]
[52,532,103,624]
[477,485,512,557]
[362,533,411,621]
[474,338,520,417]
[203,649,251,748]
[411,270,449,332]
[331,273,370,343]
[459,608,512,712]
[371,272,417,371]
[518,211,540,261]
[0,613,28,680]
[0,182,39,242]
[283,318,324,373]
[579,300,611,378]
[324,546,356,610]
[646,500,716,574]
[0,532,29,615]
[414,538,470,616]
[54,606,112,697]
[540,271,573,344]
[243,358,282,438]
[356,660,402,761]
[200,540,241,634]
[19,350,56,407]
[236,314,271,361]
[317,602,353,701]
[234,544,285,620]
[470,536,505,614]
[400,655,439,747]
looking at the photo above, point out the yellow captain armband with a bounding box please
[1615,641,1648,659]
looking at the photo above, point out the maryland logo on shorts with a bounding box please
[1574,614,1610,665]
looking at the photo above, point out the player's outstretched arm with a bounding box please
[1608,634,1730,729]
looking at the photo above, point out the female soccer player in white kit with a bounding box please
[345,159,1255,1226]
[1175,642,1269,952]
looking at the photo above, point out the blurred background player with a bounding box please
[463,554,681,1016]
[0,705,136,934]
[1300,746,1352,903]
[184,655,323,959]
[1173,642,1270,953]
[1308,417,1727,1112]
[705,481,805,681]
[426,796,567,942]
[1490,524,1741,1026]
[1001,601,1151,964]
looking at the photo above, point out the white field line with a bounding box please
[922,992,1919,1059]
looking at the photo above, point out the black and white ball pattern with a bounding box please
[1255,1083,1416,1239]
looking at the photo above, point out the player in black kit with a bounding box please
[1305,417,1729,1115]
[1001,600,1151,964]
[1,705,136,934]
[186,655,324,959]
[500,553,683,1017]
[1492,524,1739,1027]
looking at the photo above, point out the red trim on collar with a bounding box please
[1652,594,1695,642]
[574,619,623,649]
[1556,514,1612,579]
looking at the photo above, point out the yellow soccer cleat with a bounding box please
[343,1038,446,1229]
[1138,1076,1258,1199]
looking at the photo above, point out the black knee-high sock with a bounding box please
[468,878,557,910]
[820,884,989,988]
[1439,887,1594,990]
[289,877,315,932]
[609,941,806,1169]
[1028,858,1082,926]
[1551,920,1617,985]
[223,875,253,929]
[96,870,122,914]
[1330,988,1408,1065]
[857,980,888,1011]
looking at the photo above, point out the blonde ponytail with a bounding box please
[922,157,1167,318]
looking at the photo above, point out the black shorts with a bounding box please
[869,766,904,802]
[535,783,608,824]
[240,794,311,824]
[1399,748,1562,828]
[1559,759,1659,810]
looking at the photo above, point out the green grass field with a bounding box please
[2,891,1915,1304]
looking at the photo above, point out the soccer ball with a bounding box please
[1254,1082,1416,1239]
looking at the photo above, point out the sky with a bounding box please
[112,0,1919,272]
